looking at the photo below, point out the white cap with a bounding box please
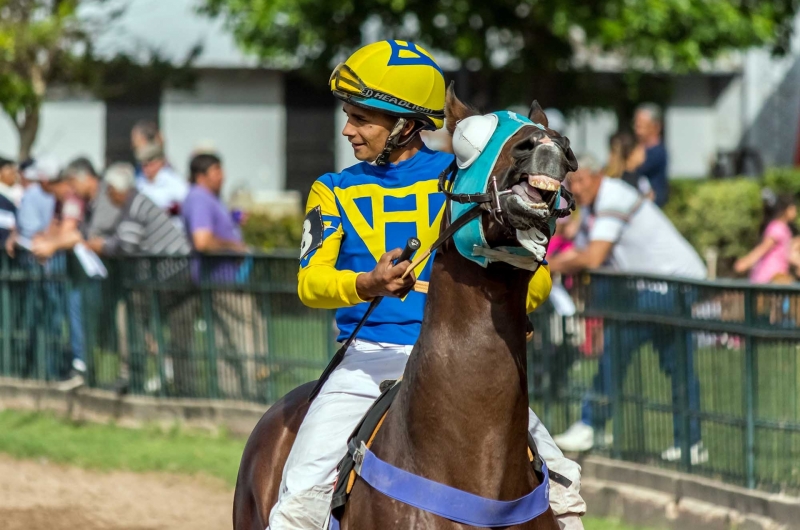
[104,162,136,192]
[24,156,62,182]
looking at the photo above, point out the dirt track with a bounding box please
[0,455,232,530]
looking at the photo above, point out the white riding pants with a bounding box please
[268,340,586,530]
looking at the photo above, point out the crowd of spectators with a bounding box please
[545,103,709,464]
[0,103,796,405]
[0,121,254,394]
[542,102,799,462]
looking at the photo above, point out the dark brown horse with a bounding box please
[234,88,574,530]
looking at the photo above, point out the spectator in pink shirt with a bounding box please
[735,191,800,283]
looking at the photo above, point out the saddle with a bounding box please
[331,379,571,520]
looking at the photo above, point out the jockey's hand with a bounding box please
[356,248,416,301]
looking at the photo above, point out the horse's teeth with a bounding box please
[527,174,560,191]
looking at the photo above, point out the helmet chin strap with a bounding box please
[373,118,424,166]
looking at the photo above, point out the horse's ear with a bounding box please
[445,82,477,135]
[528,100,548,128]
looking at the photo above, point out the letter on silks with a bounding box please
[300,206,324,260]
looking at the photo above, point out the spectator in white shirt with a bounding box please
[549,155,705,278]
[134,143,188,229]
[549,154,707,465]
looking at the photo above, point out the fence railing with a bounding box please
[0,251,336,404]
[529,272,800,494]
[1,251,799,493]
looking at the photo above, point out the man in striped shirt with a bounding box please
[86,163,190,257]
[86,163,191,396]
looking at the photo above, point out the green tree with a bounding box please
[200,0,798,109]
[0,0,198,161]
[0,0,97,159]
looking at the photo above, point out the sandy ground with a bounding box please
[0,455,233,530]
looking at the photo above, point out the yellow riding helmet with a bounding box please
[330,40,446,130]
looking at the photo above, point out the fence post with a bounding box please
[679,284,695,473]
[1,254,10,376]
[744,288,756,489]
[327,309,337,360]
[201,259,219,400]
[263,290,276,404]
[149,282,167,397]
[676,325,692,472]
[611,320,623,460]
[542,314,555,429]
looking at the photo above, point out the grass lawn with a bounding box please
[0,409,659,529]
[584,517,662,530]
[529,332,800,493]
[0,409,246,486]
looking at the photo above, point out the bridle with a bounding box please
[400,127,577,278]
[437,159,576,227]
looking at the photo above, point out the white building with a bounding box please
[2,0,799,202]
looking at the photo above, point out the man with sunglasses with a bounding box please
[279,40,585,530]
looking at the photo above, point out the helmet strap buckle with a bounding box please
[375,118,425,166]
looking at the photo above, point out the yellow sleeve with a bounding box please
[526,264,552,314]
[298,179,366,309]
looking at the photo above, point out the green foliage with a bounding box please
[242,213,304,251]
[0,0,85,117]
[0,410,245,486]
[592,0,796,72]
[200,0,797,78]
[664,169,800,275]
[0,0,198,158]
[668,178,763,266]
[763,167,800,198]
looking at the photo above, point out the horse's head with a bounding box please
[442,86,577,269]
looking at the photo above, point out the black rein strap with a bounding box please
[437,160,494,206]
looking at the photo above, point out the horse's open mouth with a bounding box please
[510,174,560,211]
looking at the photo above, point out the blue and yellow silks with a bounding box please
[299,147,552,345]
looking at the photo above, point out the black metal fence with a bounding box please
[529,272,800,494]
[0,251,336,403]
[1,252,799,493]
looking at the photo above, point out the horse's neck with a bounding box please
[388,247,536,497]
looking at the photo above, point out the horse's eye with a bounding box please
[513,138,536,154]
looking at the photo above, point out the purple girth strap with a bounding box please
[347,442,551,527]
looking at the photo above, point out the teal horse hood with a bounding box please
[447,110,564,270]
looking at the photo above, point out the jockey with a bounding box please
[273,40,586,530]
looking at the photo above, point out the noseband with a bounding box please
[437,160,576,225]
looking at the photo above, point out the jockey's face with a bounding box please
[341,103,399,162]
